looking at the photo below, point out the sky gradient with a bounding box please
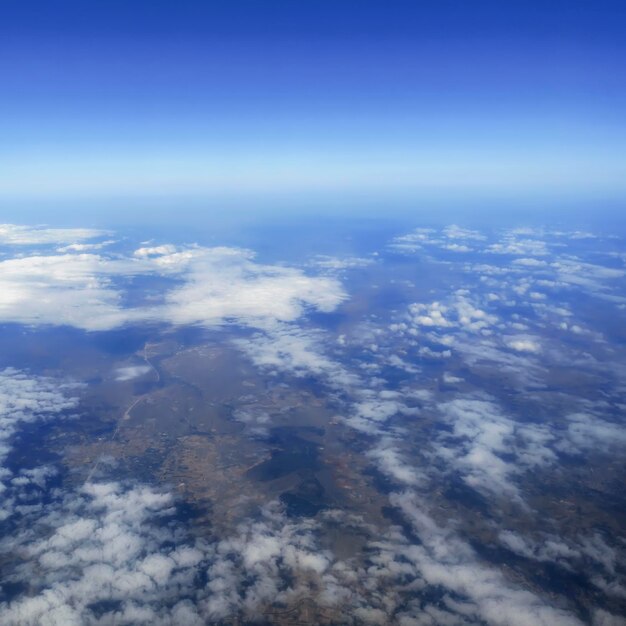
[1,0,625,203]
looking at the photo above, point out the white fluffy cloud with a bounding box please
[389,225,484,255]
[428,396,626,505]
[368,439,425,486]
[407,294,497,334]
[558,412,626,454]
[160,247,345,329]
[0,479,344,626]
[0,224,106,245]
[505,336,542,353]
[345,390,417,434]
[133,244,178,257]
[434,398,542,501]
[0,367,353,625]
[0,369,78,520]
[3,475,592,626]
[0,254,147,330]
[235,325,357,386]
[312,255,374,270]
[387,490,584,626]
[442,225,485,241]
[114,366,152,382]
[1,480,205,625]
[486,234,549,256]
[0,239,346,332]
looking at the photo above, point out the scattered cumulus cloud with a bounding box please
[312,255,375,271]
[0,369,78,520]
[0,224,107,246]
[133,244,178,257]
[387,490,585,626]
[57,240,116,253]
[0,237,346,332]
[505,336,542,353]
[389,225,483,255]
[407,295,497,334]
[160,247,346,329]
[114,366,152,382]
[235,325,358,387]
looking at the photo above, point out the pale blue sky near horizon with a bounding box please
[1,0,625,205]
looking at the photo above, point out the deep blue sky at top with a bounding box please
[1,0,625,204]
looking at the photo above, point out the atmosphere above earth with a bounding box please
[1,2,625,625]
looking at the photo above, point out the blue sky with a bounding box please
[1,0,625,204]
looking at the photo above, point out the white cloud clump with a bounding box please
[160,247,345,329]
[133,244,178,257]
[235,325,358,387]
[384,490,584,626]
[312,255,374,270]
[0,224,107,245]
[389,225,484,255]
[0,235,346,332]
[407,294,497,335]
[2,475,591,626]
[505,336,542,353]
[429,397,626,505]
[0,479,344,626]
[0,369,78,520]
[0,253,147,330]
[114,366,152,382]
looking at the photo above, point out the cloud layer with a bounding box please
[0,235,346,331]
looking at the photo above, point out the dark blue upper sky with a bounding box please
[3,0,625,42]
[1,0,625,204]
